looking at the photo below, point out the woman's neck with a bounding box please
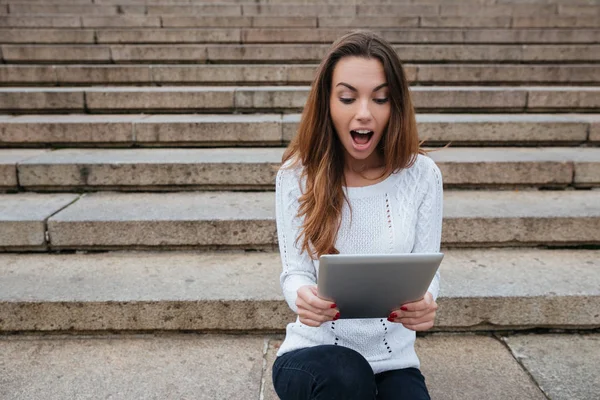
[343,152,384,176]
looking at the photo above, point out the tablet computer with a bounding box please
[317,253,443,319]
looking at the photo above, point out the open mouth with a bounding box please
[350,129,374,147]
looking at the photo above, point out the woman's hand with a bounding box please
[387,292,438,331]
[296,285,340,327]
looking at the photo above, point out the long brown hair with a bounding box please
[282,30,427,260]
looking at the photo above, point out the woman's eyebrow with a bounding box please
[335,82,388,92]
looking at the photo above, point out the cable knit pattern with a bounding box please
[275,154,443,374]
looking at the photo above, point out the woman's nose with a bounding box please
[356,99,373,120]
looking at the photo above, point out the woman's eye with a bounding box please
[339,98,355,104]
[374,98,389,104]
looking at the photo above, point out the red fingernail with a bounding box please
[333,312,340,321]
[400,306,408,311]
[387,317,394,322]
[330,303,337,309]
[389,312,397,319]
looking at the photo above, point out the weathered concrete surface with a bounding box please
[416,64,600,84]
[14,147,600,190]
[84,86,235,112]
[17,148,282,189]
[161,16,252,28]
[21,86,584,113]
[413,86,529,111]
[0,65,56,84]
[416,114,591,144]
[234,86,308,111]
[443,190,600,246]
[135,114,282,145]
[242,4,357,16]
[46,191,277,249]
[416,335,546,400]
[146,4,242,16]
[0,248,598,331]
[0,193,78,250]
[96,28,242,44]
[420,16,511,28]
[8,4,117,15]
[575,114,600,143]
[0,149,47,188]
[150,64,290,84]
[263,337,283,400]
[48,28,595,45]
[54,65,153,84]
[4,44,599,64]
[3,64,599,85]
[1,113,593,147]
[513,16,600,28]
[111,44,208,63]
[8,14,598,28]
[0,88,85,112]
[504,334,600,400]
[0,16,81,28]
[41,190,600,249]
[0,29,94,44]
[1,44,112,63]
[381,28,600,44]
[0,335,265,400]
[0,114,139,145]
[429,147,600,187]
[2,333,594,400]
[440,4,557,16]
[81,15,160,28]
[319,16,419,28]
[0,251,288,331]
[208,44,327,63]
[528,86,600,110]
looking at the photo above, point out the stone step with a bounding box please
[3,2,598,17]
[2,64,600,86]
[2,333,597,400]
[1,147,598,192]
[0,190,598,251]
[2,0,594,4]
[5,44,599,64]
[2,28,599,44]
[1,114,597,148]
[2,15,599,28]
[0,248,598,331]
[1,86,598,113]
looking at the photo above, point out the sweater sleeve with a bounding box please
[275,165,318,313]
[411,157,444,302]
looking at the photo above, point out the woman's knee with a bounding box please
[274,345,376,399]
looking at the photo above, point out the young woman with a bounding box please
[273,30,443,399]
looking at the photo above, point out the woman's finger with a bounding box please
[299,317,323,327]
[302,286,337,310]
[391,308,429,319]
[389,310,436,324]
[296,296,338,319]
[396,310,436,326]
[299,309,337,325]
[396,292,435,313]
[401,320,435,331]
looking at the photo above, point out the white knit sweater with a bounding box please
[275,153,443,374]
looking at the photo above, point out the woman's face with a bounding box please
[329,56,391,168]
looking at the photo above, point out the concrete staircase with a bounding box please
[1,0,599,398]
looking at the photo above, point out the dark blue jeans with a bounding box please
[272,345,430,400]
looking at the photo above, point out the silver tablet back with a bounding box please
[317,253,443,319]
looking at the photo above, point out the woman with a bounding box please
[273,30,443,399]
